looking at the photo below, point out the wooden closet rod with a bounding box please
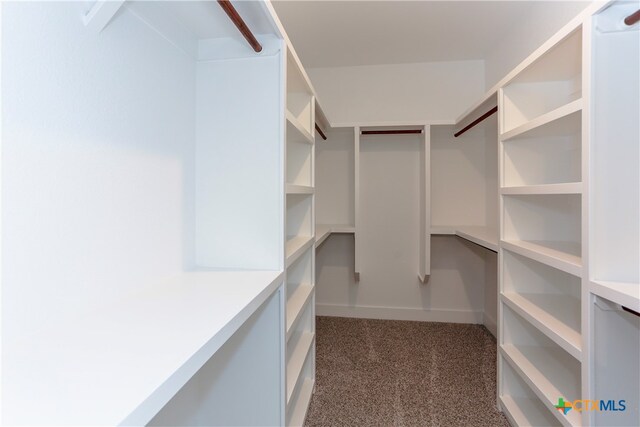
[315,123,328,140]
[217,0,262,53]
[624,9,640,26]
[622,305,640,317]
[361,129,423,135]
[454,106,498,137]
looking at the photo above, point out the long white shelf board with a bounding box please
[501,98,582,141]
[286,236,314,267]
[500,345,581,427]
[3,270,284,426]
[286,110,314,144]
[286,332,314,405]
[430,225,498,252]
[286,184,314,195]
[502,292,582,361]
[286,284,314,341]
[590,279,640,313]
[287,378,315,427]
[501,240,582,277]
[500,395,560,427]
[315,224,355,247]
[501,182,582,195]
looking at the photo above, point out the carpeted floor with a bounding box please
[305,317,510,427]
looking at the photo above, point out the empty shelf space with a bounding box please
[286,285,314,340]
[502,240,582,277]
[286,236,314,267]
[590,280,640,313]
[455,226,498,251]
[287,110,313,144]
[501,99,582,141]
[286,184,314,195]
[502,293,581,360]
[501,345,581,427]
[315,224,356,247]
[501,183,582,195]
[500,396,562,427]
[287,378,314,427]
[286,332,314,405]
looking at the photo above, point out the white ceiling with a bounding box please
[272,1,559,68]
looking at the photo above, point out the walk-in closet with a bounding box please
[1,1,638,426]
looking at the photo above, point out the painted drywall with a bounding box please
[2,2,196,335]
[308,60,485,125]
[315,131,486,322]
[484,1,591,89]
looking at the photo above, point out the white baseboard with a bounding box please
[483,314,497,338]
[316,304,483,324]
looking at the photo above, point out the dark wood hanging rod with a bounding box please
[454,106,498,137]
[315,123,328,140]
[217,0,262,53]
[622,305,640,317]
[361,129,423,135]
[624,9,640,26]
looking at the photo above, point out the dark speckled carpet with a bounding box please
[304,317,510,427]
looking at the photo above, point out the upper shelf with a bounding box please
[315,224,356,247]
[431,226,498,252]
[590,280,640,313]
[501,99,582,141]
[2,270,283,426]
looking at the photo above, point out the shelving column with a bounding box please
[497,25,586,427]
[284,47,316,427]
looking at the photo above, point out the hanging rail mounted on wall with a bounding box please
[454,106,498,137]
[361,129,423,135]
[624,9,640,26]
[315,123,328,140]
[217,0,263,53]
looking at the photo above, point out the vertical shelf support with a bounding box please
[354,126,361,282]
[419,125,431,283]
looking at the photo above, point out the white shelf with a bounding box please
[286,284,314,341]
[455,226,499,252]
[500,395,562,427]
[590,280,640,312]
[286,236,314,267]
[430,226,456,235]
[286,184,314,195]
[502,293,581,360]
[501,183,582,195]
[501,345,581,427]
[287,378,314,427]
[501,99,582,141]
[2,271,283,426]
[315,224,356,247]
[501,240,582,277]
[286,110,313,144]
[286,332,314,405]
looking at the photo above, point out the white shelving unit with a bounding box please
[497,14,589,426]
[588,3,640,426]
[284,47,316,427]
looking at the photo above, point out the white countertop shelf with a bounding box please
[286,236,315,267]
[501,240,582,277]
[502,292,581,360]
[286,332,314,405]
[501,98,582,141]
[315,224,356,247]
[501,182,582,195]
[430,225,498,252]
[286,110,314,144]
[286,184,314,195]
[286,284,314,341]
[2,270,284,426]
[590,279,640,312]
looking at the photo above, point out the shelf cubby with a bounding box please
[501,29,582,134]
[287,133,313,187]
[500,356,562,427]
[502,108,581,187]
[501,305,582,427]
[502,250,581,359]
[286,51,313,137]
[503,194,581,275]
[286,250,314,340]
[286,300,314,405]
[287,193,313,240]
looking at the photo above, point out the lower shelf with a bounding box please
[286,332,314,404]
[500,395,561,427]
[287,378,314,427]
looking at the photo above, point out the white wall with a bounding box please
[484,1,591,89]
[308,60,485,125]
[2,2,196,334]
